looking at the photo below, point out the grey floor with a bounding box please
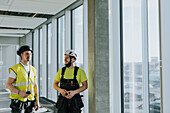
[0,89,11,113]
[0,89,51,113]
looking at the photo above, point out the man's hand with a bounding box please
[34,83,39,111]
[66,90,77,99]
[34,101,39,111]
[60,89,67,97]
[19,91,30,98]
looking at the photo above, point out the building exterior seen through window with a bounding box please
[148,0,161,112]
[122,0,161,113]
[123,0,143,112]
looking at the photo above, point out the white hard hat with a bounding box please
[64,50,77,60]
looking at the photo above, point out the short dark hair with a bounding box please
[17,45,33,56]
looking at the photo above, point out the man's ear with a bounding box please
[20,53,23,59]
[71,58,75,62]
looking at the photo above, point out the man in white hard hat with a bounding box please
[53,50,88,113]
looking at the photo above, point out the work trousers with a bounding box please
[10,99,34,113]
[58,99,81,113]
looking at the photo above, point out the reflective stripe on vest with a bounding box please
[11,89,34,94]
[12,81,35,86]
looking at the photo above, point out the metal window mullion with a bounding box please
[56,18,59,72]
[56,18,59,96]
[120,0,124,112]
[142,0,149,113]
[158,0,163,112]
[32,32,34,66]
[46,24,50,98]
[46,24,48,98]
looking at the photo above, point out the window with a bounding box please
[39,28,45,97]
[122,0,161,113]
[32,32,34,65]
[122,0,143,112]
[71,5,86,113]
[71,5,84,68]
[148,0,161,112]
[58,16,65,69]
[30,0,86,110]
[0,45,19,89]
[47,23,54,100]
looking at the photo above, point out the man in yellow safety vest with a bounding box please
[6,45,39,113]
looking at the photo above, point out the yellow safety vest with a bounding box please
[9,63,36,102]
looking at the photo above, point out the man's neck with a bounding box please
[68,64,74,69]
[21,61,29,66]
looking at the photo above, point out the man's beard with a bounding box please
[27,57,30,61]
[65,61,72,67]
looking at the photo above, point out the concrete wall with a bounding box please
[0,37,19,45]
[26,32,33,47]
[88,0,110,113]
[19,36,26,46]
[95,0,109,113]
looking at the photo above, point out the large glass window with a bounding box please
[58,16,65,69]
[71,5,84,68]
[122,0,161,113]
[148,0,161,112]
[47,23,54,100]
[122,0,143,113]
[71,5,86,113]
[39,28,44,97]
[0,45,19,89]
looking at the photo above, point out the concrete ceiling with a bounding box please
[0,0,77,37]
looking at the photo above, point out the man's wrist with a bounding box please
[74,90,79,94]
[18,90,20,95]
[59,88,63,93]
[35,93,37,97]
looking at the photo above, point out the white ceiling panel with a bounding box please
[0,15,47,29]
[25,0,76,4]
[0,34,24,37]
[10,2,66,14]
[0,0,11,10]
[0,5,9,10]
[9,0,76,14]
[0,29,30,34]
[0,0,78,38]
[0,0,12,5]
[0,16,3,24]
